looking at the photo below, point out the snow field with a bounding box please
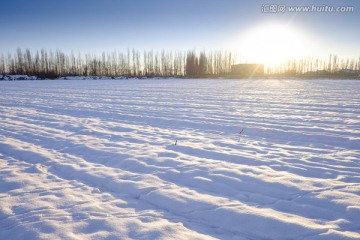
[0,79,359,239]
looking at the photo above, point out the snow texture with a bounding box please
[0,79,359,239]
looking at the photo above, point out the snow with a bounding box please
[0,75,38,81]
[0,79,359,239]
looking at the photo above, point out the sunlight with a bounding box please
[237,22,309,66]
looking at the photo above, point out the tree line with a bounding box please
[0,48,358,78]
[0,48,234,78]
[267,55,360,75]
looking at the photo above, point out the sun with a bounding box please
[237,22,309,66]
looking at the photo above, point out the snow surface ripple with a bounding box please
[0,79,359,239]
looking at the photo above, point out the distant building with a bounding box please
[231,64,264,77]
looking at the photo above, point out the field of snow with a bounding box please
[0,79,359,239]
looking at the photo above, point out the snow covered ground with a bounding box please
[0,79,359,239]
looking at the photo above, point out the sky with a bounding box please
[1,0,359,63]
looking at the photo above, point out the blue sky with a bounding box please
[1,0,359,62]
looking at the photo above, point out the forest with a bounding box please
[0,48,359,78]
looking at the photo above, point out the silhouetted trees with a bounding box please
[0,48,358,78]
[266,54,360,75]
[0,48,238,78]
[185,50,234,76]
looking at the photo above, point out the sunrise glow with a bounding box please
[237,22,310,65]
